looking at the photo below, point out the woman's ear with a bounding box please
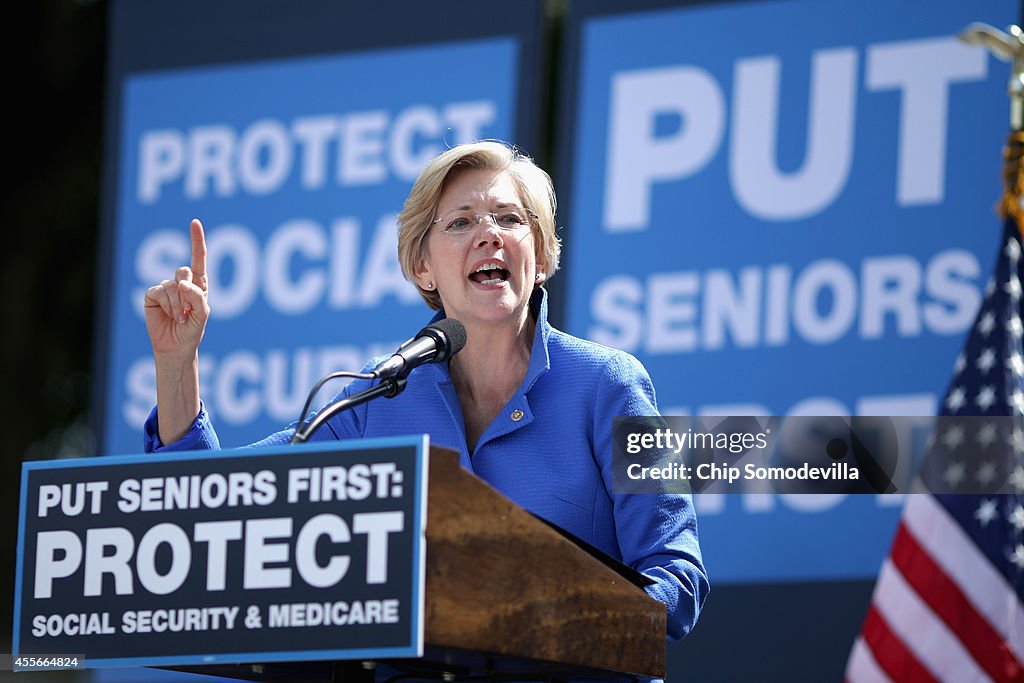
[414,257,435,291]
[534,254,548,284]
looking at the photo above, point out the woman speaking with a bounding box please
[142,141,708,642]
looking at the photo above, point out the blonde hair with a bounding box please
[397,141,560,310]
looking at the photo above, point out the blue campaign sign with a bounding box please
[561,0,1019,582]
[14,436,429,667]
[103,40,518,455]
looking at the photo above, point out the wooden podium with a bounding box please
[174,447,666,681]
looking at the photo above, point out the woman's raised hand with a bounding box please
[144,219,210,358]
[143,219,209,445]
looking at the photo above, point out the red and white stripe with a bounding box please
[847,494,1024,683]
[847,635,895,683]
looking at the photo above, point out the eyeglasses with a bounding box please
[432,205,537,236]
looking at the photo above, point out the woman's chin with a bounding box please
[452,298,530,327]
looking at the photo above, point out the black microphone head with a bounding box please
[419,318,467,362]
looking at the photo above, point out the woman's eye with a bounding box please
[498,213,521,226]
[447,218,470,231]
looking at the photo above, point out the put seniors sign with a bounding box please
[558,0,1018,583]
[13,436,428,667]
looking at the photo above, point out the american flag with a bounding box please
[846,215,1024,682]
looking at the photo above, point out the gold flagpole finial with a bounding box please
[959,23,1024,131]
[960,23,1024,227]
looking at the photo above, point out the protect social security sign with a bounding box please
[105,39,517,455]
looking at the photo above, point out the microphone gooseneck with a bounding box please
[290,318,467,444]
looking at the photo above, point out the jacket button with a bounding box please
[511,409,524,422]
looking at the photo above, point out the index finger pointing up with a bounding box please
[190,218,208,291]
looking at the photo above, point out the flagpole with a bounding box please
[961,23,1024,234]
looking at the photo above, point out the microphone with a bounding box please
[290,318,466,444]
[372,318,467,379]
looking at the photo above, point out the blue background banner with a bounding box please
[560,0,1019,582]
[105,40,518,455]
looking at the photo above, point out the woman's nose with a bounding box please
[476,216,505,247]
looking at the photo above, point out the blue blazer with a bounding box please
[145,290,709,642]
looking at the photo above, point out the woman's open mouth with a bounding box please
[468,262,510,286]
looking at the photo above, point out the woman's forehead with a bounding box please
[438,168,521,208]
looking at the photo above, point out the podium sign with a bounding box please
[13,436,429,668]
